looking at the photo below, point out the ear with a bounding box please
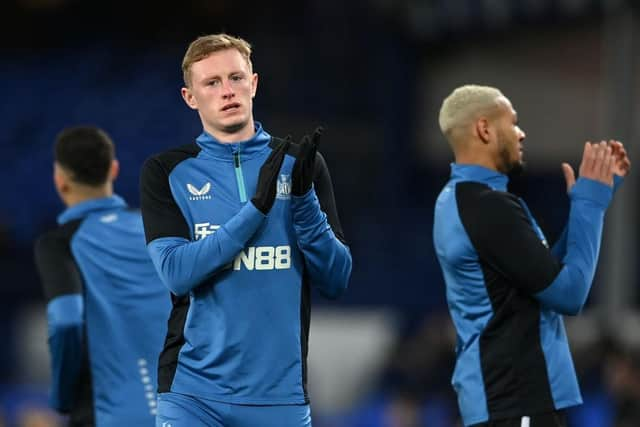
[109,159,120,182]
[251,73,258,99]
[53,163,70,196]
[181,87,198,110]
[475,118,492,144]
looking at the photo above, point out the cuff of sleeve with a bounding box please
[571,177,613,208]
[47,294,83,330]
[223,201,266,244]
[291,187,318,212]
[613,174,624,193]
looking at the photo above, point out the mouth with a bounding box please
[221,103,241,112]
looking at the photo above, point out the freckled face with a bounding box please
[182,49,258,140]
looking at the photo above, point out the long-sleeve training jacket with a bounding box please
[34,195,171,426]
[433,164,615,426]
[139,122,352,405]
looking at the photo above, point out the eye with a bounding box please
[207,79,220,86]
[230,74,244,82]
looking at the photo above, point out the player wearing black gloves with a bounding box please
[140,33,352,427]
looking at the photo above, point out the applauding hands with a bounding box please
[562,140,631,192]
[292,127,323,197]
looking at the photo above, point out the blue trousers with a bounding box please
[156,392,312,427]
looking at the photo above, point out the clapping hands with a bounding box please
[562,140,631,193]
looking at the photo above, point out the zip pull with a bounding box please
[233,150,248,202]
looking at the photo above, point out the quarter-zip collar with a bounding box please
[195,122,271,160]
[57,195,127,225]
[450,163,509,191]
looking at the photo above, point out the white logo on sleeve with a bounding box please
[100,213,118,223]
[194,222,220,240]
[194,223,291,271]
[187,182,212,200]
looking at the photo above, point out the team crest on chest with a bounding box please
[276,174,291,200]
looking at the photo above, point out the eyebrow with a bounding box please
[199,70,246,84]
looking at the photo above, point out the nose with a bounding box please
[518,127,526,141]
[222,79,235,99]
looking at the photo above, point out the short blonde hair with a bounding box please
[439,85,504,137]
[182,33,253,87]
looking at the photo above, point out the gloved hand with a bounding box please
[292,127,322,196]
[251,137,290,214]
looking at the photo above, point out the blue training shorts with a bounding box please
[156,392,312,427]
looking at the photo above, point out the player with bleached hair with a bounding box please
[434,84,630,427]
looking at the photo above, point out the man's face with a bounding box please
[494,97,526,175]
[182,49,258,139]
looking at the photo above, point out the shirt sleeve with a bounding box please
[457,178,612,315]
[457,182,563,296]
[535,178,613,314]
[140,156,266,296]
[139,156,192,243]
[551,174,623,260]
[34,232,84,413]
[291,152,352,299]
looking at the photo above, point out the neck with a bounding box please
[454,152,499,172]
[204,119,256,144]
[63,184,113,208]
[452,137,500,172]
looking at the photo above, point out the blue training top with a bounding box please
[433,164,615,426]
[139,122,352,404]
[35,195,171,426]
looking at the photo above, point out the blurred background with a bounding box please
[1,0,639,426]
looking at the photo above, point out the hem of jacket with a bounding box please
[465,398,582,426]
[553,397,583,410]
[165,385,310,406]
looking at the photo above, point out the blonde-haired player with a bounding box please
[433,85,630,426]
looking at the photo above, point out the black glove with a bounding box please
[251,137,290,214]
[292,127,322,196]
